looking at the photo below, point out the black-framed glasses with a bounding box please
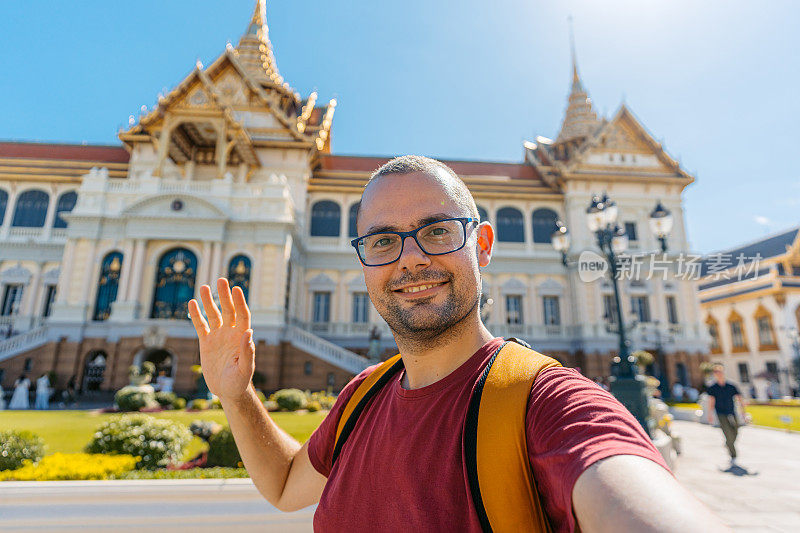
[351,217,478,267]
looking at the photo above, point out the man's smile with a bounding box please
[392,281,448,298]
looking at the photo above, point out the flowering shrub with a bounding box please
[85,414,192,470]
[307,391,336,410]
[189,420,222,441]
[0,453,137,481]
[0,430,45,471]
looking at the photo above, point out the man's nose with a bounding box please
[396,236,431,270]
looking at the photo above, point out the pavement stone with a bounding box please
[671,420,800,532]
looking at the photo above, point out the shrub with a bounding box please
[308,391,336,410]
[210,396,222,410]
[264,400,279,412]
[0,453,136,481]
[115,386,157,412]
[306,400,321,412]
[172,397,187,410]
[187,399,208,411]
[0,430,45,471]
[189,420,222,442]
[155,391,177,408]
[255,390,267,403]
[85,414,192,470]
[272,389,306,411]
[206,427,242,468]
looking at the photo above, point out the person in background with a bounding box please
[671,381,684,401]
[8,374,31,409]
[156,370,174,393]
[35,373,50,410]
[706,364,750,467]
[60,375,78,408]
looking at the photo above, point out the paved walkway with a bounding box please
[672,420,800,532]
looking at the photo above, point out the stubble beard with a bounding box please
[375,272,481,347]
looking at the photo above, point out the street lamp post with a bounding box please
[553,193,673,436]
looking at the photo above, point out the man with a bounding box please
[189,156,726,531]
[706,364,748,466]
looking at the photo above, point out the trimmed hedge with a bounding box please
[206,427,242,468]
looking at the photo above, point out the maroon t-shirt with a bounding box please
[308,338,669,532]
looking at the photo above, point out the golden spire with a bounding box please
[236,0,283,85]
[556,17,599,143]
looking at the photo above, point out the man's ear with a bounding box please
[476,222,494,268]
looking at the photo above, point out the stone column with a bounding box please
[111,239,146,321]
[0,186,15,239]
[41,187,59,240]
[115,240,135,302]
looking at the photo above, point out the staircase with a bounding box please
[0,326,50,363]
[284,325,370,375]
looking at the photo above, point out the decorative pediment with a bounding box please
[501,278,528,293]
[308,273,336,290]
[536,278,564,295]
[122,194,228,219]
[0,263,32,283]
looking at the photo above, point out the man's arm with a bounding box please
[572,455,729,532]
[188,279,327,511]
[707,395,716,424]
[221,385,326,510]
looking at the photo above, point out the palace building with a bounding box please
[0,1,710,395]
[699,228,800,399]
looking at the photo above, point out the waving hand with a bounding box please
[188,278,254,402]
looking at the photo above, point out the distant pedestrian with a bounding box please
[8,374,31,409]
[35,373,50,410]
[60,375,77,408]
[706,364,749,467]
[672,381,684,401]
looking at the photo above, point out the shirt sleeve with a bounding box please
[526,366,671,533]
[306,364,378,477]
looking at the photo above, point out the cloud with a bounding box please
[753,215,771,227]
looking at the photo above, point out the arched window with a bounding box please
[496,207,524,242]
[228,254,251,302]
[93,251,123,321]
[754,306,777,349]
[53,191,78,228]
[477,205,489,223]
[12,190,49,227]
[532,208,559,244]
[150,248,197,319]
[348,202,360,238]
[310,200,341,237]
[0,189,8,225]
[727,310,747,351]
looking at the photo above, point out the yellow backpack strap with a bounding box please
[464,340,562,532]
[331,354,404,466]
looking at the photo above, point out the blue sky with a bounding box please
[1,0,796,253]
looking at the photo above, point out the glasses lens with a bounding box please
[417,219,465,254]
[359,233,403,265]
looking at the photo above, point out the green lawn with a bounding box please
[0,410,327,460]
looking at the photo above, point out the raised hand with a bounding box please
[188,278,254,403]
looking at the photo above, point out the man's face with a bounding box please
[356,171,492,340]
[713,368,725,383]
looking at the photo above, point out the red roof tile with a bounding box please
[0,141,130,163]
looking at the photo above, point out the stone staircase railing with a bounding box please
[0,326,50,363]
[284,325,370,375]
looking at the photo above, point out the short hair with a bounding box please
[356,155,479,231]
[712,363,724,371]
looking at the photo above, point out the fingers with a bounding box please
[232,286,251,330]
[199,285,222,329]
[188,299,210,337]
[217,278,236,328]
[240,329,255,358]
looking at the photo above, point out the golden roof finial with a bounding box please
[556,16,599,143]
[237,0,280,84]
